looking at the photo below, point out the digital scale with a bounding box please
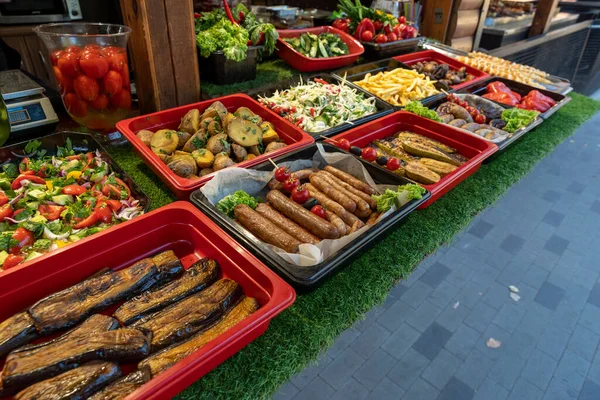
[0,70,59,140]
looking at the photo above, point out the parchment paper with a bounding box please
[201,143,398,266]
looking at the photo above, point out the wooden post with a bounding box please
[529,0,559,37]
[120,0,200,113]
[472,0,491,50]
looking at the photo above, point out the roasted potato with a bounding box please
[200,167,214,176]
[265,142,286,153]
[222,113,235,129]
[178,109,201,134]
[227,118,263,147]
[203,101,228,122]
[182,130,209,153]
[231,143,247,162]
[136,129,154,147]
[207,120,223,136]
[206,133,231,155]
[213,152,235,171]
[199,117,213,132]
[260,122,279,145]
[167,153,197,178]
[248,145,262,156]
[245,154,257,161]
[151,129,179,156]
[191,148,215,169]
[234,106,262,125]
[175,131,192,149]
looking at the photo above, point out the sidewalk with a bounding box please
[274,111,600,400]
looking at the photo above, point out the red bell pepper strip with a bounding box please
[11,174,46,189]
[222,0,238,25]
[482,92,518,106]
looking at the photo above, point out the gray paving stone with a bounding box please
[496,261,529,286]
[542,377,578,400]
[537,326,571,360]
[293,376,335,400]
[553,349,590,391]
[509,377,544,400]
[535,282,566,311]
[534,249,561,272]
[454,281,486,310]
[419,262,452,289]
[291,353,333,389]
[445,323,480,360]
[377,300,415,332]
[412,322,453,361]
[381,322,420,359]
[464,302,498,333]
[476,323,511,360]
[492,302,527,333]
[522,266,550,289]
[446,263,476,289]
[326,328,360,359]
[468,220,494,239]
[566,181,586,194]
[473,378,509,400]
[428,281,461,309]
[421,349,461,390]
[354,305,386,333]
[390,283,408,299]
[541,210,565,228]
[488,350,527,390]
[521,348,558,390]
[580,379,600,400]
[566,324,600,362]
[587,282,600,309]
[455,349,495,390]
[485,248,515,270]
[481,281,510,310]
[544,234,570,256]
[273,381,299,400]
[349,322,391,359]
[405,301,442,333]
[330,378,369,400]
[578,304,600,335]
[438,377,475,400]
[400,280,433,309]
[436,301,470,333]
[353,349,397,391]
[319,348,365,390]
[500,234,526,255]
[403,378,439,400]
[542,189,562,203]
[471,263,501,287]
[590,200,600,214]
[386,348,430,390]
[366,377,405,400]
[504,331,537,360]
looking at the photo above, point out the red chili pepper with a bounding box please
[313,78,329,85]
[222,0,239,25]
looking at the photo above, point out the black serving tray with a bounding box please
[457,77,572,120]
[0,132,150,212]
[190,143,430,291]
[245,73,394,139]
[332,58,451,110]
[360,37,421,60]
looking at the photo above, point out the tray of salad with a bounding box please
[0,132,148,272]
[248,74,393,138]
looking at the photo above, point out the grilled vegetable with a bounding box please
[150,130,179,156]
[178,109,201,134]
[401,140,462,166]
[418,158,457,176]
[88,369,150,400]
[0,312,39,358]
[227,118,263,147]
[405,161,440,184]
[283,32,349,58]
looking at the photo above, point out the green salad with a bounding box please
[501,108,539,133]
[284,33,350,58]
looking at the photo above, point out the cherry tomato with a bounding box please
[74,212,99,229]
[79,52,109,79]
[84,44,102,52]
[110,89,132,110]
[102,70,123,96]
[53,66,63,87]
[374,20,383,31]
[3,254,24,270]
[60,76,74,94]
[393,24,401,37]
[283,177,300,193]
[38,204,65,221]
[0,204,12,222]
[291,185,310,204]
[399,16,407,24]
[57,52,81,78]
[475,114,486,124]
[465,106,477,114]
[11,174,46,189]
[105,199,123,211]
[383,23,393,34]
[65,45,81,54]
[100,46,119,57]
[62,184,87,196]
[361,147,378,162]
[0,193,7,207]
[336,138,351,151]
[121,67,130,89]
[459,100,469,109]
[274,166,291,182]
[310,205,327,219]
[387,32,398,42]
[63,93,88,118]
[108,52,127,73]
[89,94,109,110]
[94,202,113,223]
[74,75,99,101]
[101,177,131,199]
[50,50,63,66]
[361,30,374,42]
[375,33,388,44]
[386,157,401,171]
[10,228,34,254]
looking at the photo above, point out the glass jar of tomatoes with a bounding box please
[34,23,132,132]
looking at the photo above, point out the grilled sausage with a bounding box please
[234,204,301,253]
[309,174,357,213]
[266,190,339,239]
[448,119,466,127]
[438,114,454,124]
[326,212,347,236]
[323,166,376,195]
[256,203,320,245]
[461,122,483,132]
[366,212,380,225]
[319,171,377,210]
[267,169,315,190]
[304,183,364,229]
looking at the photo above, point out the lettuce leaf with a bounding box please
[217,190,259,218]
[501,108,539,133]
[372,184,426,213]
[196,19,249,62]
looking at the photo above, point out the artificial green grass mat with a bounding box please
[104,93,599,399]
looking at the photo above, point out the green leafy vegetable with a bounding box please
[284,33,349,58]
[372,184,426,212]
[217,190,259,218]
[21,221,44,238]
[501,108,539,133]
[33,239,52,251]
[2,163,18,179]
[56,137,74,157]
[404,101,441,122]
[196,19,249,62]
[0,233,18,252]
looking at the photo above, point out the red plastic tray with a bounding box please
[0,202,295,399]
[276,26,364,72]
[327,111,498,208]
[393,50,489,91]
[116,94,314,199]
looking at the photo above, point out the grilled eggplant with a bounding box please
[402,141,463,166]
[29,259,158,335]
[2,328,149,389]
[14,362,121,400]
[140,296,260,376]
[150,250,184,287]
[0,312,39,358]
[133,279,242,351]
[418,158,458,177]
[88,369,150,400]
[13,314,119,354]
[394,131,458,154]
[372,139,414,163]
[405,162,441,184]
[114,259,220,325]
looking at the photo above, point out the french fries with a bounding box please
[353,68,440,107]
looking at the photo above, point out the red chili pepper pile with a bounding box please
[482,81,557,113]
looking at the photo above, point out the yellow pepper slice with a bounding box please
[46,180,53,190]
[66,171,82,180]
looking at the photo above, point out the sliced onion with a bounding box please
[81,182,91,189]
[44,226,70,240]
[52,156,60,168]
[9,192,24,206]
[4,217,19,224]
[11,151,35,159]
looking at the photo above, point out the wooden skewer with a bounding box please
[268,158,278,169]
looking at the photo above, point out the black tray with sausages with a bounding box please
[190,143,431,291]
